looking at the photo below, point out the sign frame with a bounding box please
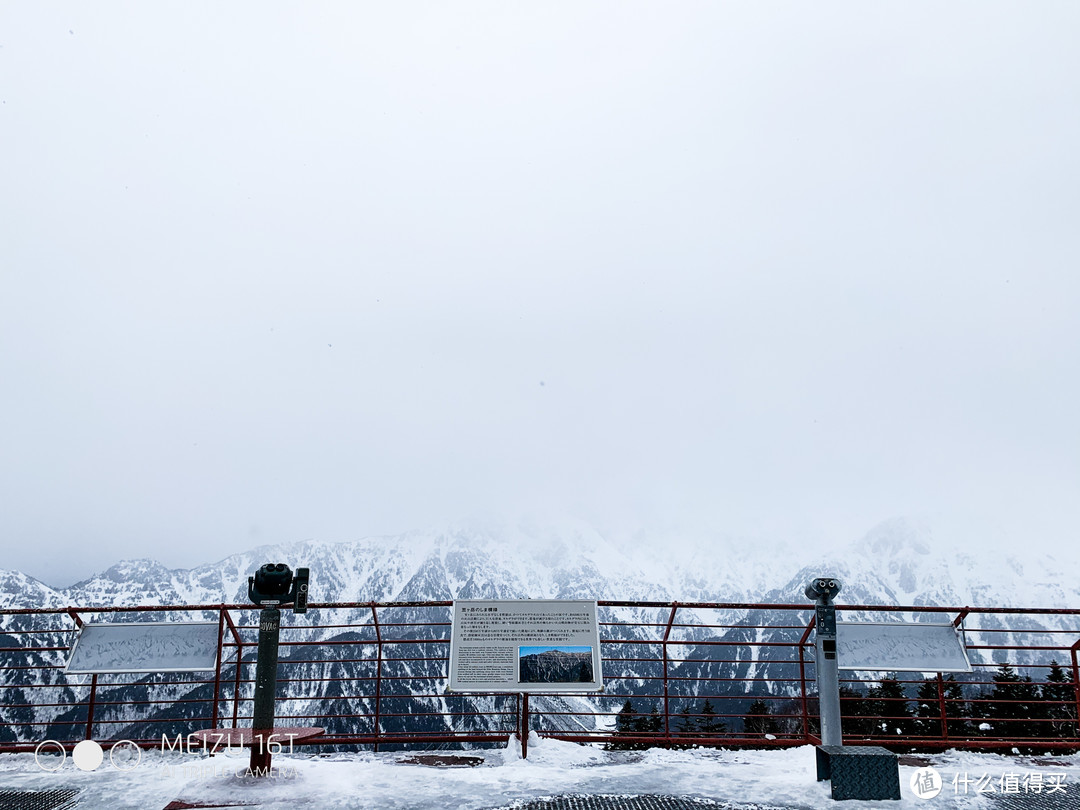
[836,620,972,673]
[448,599,603,693]
[64,620,221,674]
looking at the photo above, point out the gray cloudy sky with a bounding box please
[2,3,1078,587]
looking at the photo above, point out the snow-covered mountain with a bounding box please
[3,516,1077,748]
[2,516,1077,611]
[519,649,594,684]
[764,516,1080,609]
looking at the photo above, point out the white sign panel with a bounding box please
[449,600,603,692]
[837,621,972,672]
[65,621,220,674]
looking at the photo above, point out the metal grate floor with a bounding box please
[0,790,80,810]
[491,796,789,810]
[991,782,1079,809]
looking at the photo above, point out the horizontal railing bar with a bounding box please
[4,598,1079,756]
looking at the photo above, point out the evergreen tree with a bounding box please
[912,676,971,740]
[865,677,914,737]
[635,705,662,739]
[674,701,698,738]
[606,699,638,750]
[941,675,972,739]
[1042,660,1078,740]
[839,684,876,737]
[984,663,1046,740]
[744,699,780,737]
[912,677,943,738]
[698,698,727,737]
[615,699,637,733]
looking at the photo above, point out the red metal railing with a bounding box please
[1,601,1077,754]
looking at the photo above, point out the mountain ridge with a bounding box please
[1,516,1077,611]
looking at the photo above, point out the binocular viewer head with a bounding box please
[249,563,310,613]
[254,563,292,596]
[804,577,842,602]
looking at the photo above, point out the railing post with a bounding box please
[85,674,98,741]
[370,603,382,753]
[936,672,949,743]
[520,693,530,759]
[661,604,678,745]
[942,608,973,746]
[211,606,226,730]
[232,646,243,728]
[518,695,527,747]
[66,609,95,742]
[220,610,243,728]
[798,614,816,744]
[1070,640,1080,742]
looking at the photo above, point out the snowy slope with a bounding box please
[0,736,1076,810]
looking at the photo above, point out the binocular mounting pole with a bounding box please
[250,605,282,772]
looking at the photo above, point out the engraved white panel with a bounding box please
[65,621,219,674]
[837,621,971,672]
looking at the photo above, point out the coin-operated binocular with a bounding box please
[248,562,311,772]
[249,563,309,613]
[804,578,840,634]
[804,577,841,601]
[805,576,843,746]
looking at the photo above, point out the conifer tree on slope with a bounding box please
[865,676,914,737]
[607,699,638,750]
[983,663,1045,739]
[1042,660,1078,739]
[744,698,780,737]
[698,698,727,737]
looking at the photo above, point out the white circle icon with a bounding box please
[72,739,104,771]
[910,766,942,799]
[34,740,66,772]
[109,740,142,771]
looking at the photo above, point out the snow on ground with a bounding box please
[0,736,1075,810]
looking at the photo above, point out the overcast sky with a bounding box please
[2,3,1078,588]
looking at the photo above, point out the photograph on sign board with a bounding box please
[518,645,594,684]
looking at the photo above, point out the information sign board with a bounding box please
[836,621,972,672]
[449,600,603,692]
[65,621,220,674]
